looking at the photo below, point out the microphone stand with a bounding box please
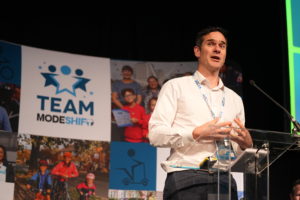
[249,80,300,139]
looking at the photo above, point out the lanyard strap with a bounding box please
[169,76,227,170]
[194,77,235,161]
[194,78,225,119]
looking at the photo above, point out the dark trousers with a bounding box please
[163,170,238,200]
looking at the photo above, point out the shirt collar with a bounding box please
[193,71,224,91]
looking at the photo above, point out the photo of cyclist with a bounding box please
[51,152,79,180]
[26,160,52,200]
[76,173,96,200]
[15,135,110,199]
[51,151,79,200]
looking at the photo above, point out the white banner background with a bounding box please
[19,46,111,141]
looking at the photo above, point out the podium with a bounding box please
[208,128,299,200]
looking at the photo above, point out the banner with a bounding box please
[0,40,245,199]
[19,46,111,141]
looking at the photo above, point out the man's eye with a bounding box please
[220,44,226,49]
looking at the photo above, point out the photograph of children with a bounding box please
[14,133,110,200]
[110,60,197,142]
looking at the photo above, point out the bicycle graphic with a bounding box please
[117,148,149,186]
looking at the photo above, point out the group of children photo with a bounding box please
[26,152,96,200]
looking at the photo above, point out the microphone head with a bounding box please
[249,80,255,86]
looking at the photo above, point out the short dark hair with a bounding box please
[291,179,300,195]
[122,65,133,73]
[121,88,135,97]
[195,26,228,47]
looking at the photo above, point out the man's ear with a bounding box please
[194,46,201,58]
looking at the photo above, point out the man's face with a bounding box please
[291,185,300,200]
[122,70,132,79]
[194,31,227,71]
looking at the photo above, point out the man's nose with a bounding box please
[213,45,221,53]
[214,44,221,53]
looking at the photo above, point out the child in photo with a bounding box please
[121,88,147,143]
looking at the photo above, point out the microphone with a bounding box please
[249,80,300,136]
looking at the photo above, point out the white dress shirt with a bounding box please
[149,71,244,173]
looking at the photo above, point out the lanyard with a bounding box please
[169,77,227,170]
[194,78,225,119]
[194,77,235,160]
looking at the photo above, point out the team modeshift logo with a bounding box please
[41,65,90,97]
[36,64,94,126]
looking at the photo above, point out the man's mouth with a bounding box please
[211,56,221,62]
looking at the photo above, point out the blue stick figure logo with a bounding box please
[116,148,149,186]
[40,64,91,97]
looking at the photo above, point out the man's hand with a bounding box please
[229,118,253,150]
[192,118,232,141]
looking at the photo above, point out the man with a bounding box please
[0,84,18,132]
[290,179,300,200]
[149,27,253,199]
[0,106,12,132]
[112,65,142,109]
